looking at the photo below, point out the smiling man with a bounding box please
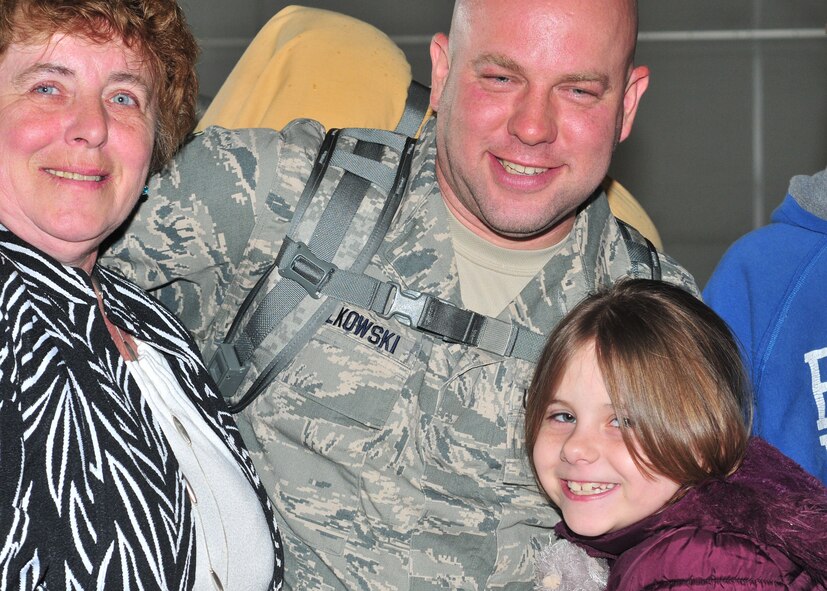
[106,0,698,589]
[431,0,648,250]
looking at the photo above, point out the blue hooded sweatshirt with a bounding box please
[704,167,827,484]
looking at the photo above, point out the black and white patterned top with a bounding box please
[0,226,283,590]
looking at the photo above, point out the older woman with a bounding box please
[0,1,282,590]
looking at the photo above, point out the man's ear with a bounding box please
[429,32,451,112]
[617,65,650,143]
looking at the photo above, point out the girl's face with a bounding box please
[532,342,680,536]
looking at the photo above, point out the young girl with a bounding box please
[525,279,827,591]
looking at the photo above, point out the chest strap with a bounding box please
[275,236,547,359]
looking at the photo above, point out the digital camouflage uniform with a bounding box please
[104,118,698,590]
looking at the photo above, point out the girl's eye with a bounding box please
[550,411,575,424]
[111,92,137,106]
[610,416,633,429]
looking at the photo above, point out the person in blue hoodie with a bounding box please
[704,166,827,484]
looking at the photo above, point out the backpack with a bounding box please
[207,81,661,412]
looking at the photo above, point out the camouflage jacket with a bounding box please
[104,118,698,590]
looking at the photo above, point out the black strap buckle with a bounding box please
[208,343,251,400]
[380,283,484,345]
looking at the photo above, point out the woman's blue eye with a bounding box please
[34,84,58,95]
[111,93,137,106]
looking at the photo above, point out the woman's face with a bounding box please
[0,32,156,273]
[532,342,680,537]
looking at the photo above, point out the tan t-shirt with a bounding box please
[447,209,564,318]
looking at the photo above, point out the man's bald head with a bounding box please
[449,0,639,71]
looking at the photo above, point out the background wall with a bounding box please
[182,0,827,286]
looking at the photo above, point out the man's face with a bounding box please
[430,0,649,248]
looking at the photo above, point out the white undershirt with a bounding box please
[125,341,274,591]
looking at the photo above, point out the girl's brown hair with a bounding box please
[0,0,199,174]
[525,279,752,497]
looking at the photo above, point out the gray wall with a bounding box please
[183,1,827,286]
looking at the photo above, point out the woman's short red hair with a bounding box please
[0,0,199,173]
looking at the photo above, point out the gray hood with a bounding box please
[790,166,827,220]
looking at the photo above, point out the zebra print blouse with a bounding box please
[0,227,283,590]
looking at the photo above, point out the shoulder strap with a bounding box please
[394,80,430,138]
[210,82,428,411]
[616,218,662,281]
[210,125,416,411]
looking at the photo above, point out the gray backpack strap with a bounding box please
[209,126,417,411]
[233,129,408,359]
[394,80,431,137]
[268,217,662,369]
[267,217,661,373]
[616,218,662,280]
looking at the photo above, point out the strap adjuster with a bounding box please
[276,239,337,298]
[208,343,251,399]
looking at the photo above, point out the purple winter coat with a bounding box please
[556,438,827,590]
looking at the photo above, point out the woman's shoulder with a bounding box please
[96,267,190,339]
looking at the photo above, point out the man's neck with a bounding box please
[441,193,576,251]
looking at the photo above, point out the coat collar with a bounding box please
[555,438,827,583]
[381,117,463,307]
[0,224,191,363]
[554,506,660,562]
[0,224,97,305]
